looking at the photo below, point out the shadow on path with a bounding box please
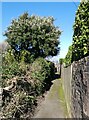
[53,73,60,80]
[43,73,60,92]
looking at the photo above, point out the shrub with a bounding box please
[1,56,56,118]
[30,57,56,93]
[30,57,52,82]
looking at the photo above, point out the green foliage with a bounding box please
[2,61,20,79]
[4,12,61,63]
[59,58,64,65]
[30,57,55,82]
[30,57,55,94]
[2,12,58,118]
[1,56,56,118]
[2,49,28,87]
[3,48,15,64]
[64,45,72,67]
[72,1,89,62]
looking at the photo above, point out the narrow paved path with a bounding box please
[33,79,67,118]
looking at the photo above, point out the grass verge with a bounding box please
[58,78,69,118]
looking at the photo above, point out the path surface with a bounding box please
[33,79,67,118]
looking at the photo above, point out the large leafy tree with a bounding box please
[72,1,89,62]
[4,12,61,62]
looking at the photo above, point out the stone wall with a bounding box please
[72,56,89,118]
[61,56,89,118]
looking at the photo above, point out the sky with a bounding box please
[1,2,80,62]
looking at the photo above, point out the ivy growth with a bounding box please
[72,1,89,62]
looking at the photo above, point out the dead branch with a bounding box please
[3,76,18,91]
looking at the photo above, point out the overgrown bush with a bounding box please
[72,1,89,62]
[1,87,37,118]
[2,52,27,87]
[1,12,58,118]
[30,58,49,82]
[1,56,56,118]
[30,57,55,82]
